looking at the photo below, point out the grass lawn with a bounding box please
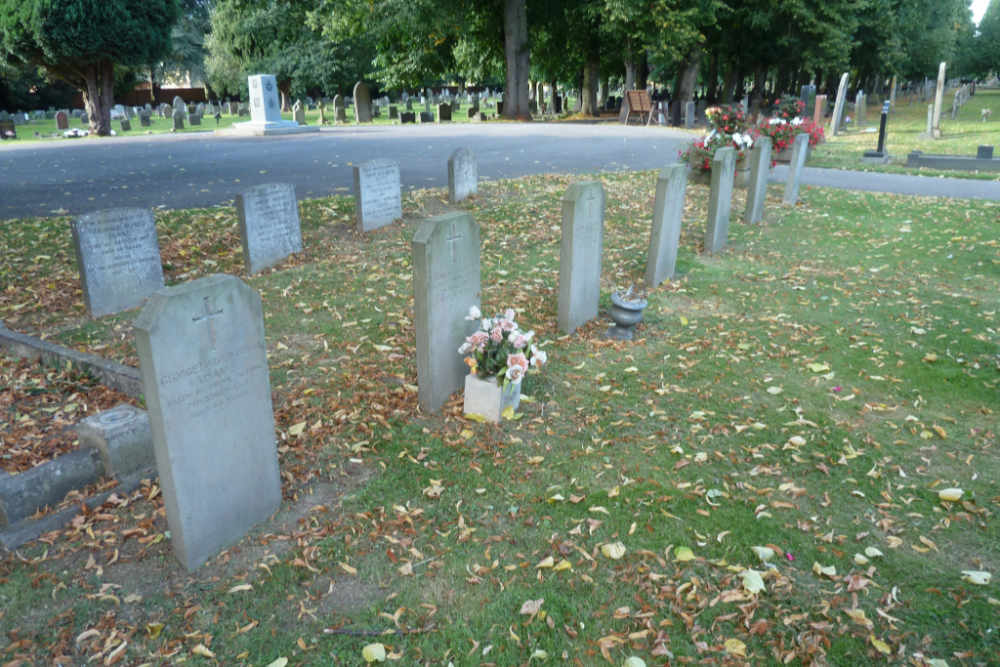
[0,170,998,665]
[810,87,1000,180]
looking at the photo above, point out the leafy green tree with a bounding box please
[974,0,1000,77]
[0,0,180,135]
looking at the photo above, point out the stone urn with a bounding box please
[463,374,521,422]
[607,288,648,340]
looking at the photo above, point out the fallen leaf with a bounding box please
[938,488,963,502]
[362,643,386,663]
[519,599,544,615]
[673,546,695,562]
[741,569,766,594]
[192,644,216,658]
[961,570,991,585]
[601,542,627,560]
[751,546,775,562]
[869,635,891,655]
[724,638,747,657]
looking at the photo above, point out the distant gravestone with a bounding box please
[558,182,605,334]
[235,183,302,275]
[172,96,185,113]
[830,73,849,136]
[353,82,373,123]
[405,99,413,111]
[353,159,402,232]
[645,164,688,287]
[188,112,201,126]
[292,100,305,125]
[813,95,827,126]
[389,105,398,119]
[400,111,416,124]
[931,61,946,138]
[134,274,281,571]
[783,133,810,206]
[159,103,171,118]
[437,102,452,123]
[447,147,478,203]
[743,136,772,225]
[704,146,736,254]
[172,108,185,130]
[119,118,131,132]
[684,101,695,128]
[855,92,867,127]
[70,208,164,317]
[419,111,434,123]
[55,111,68,130]
[138,111,151,127]
[412,212,481,413]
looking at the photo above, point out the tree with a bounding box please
[0,0,180,135]
[974,0,1000,77]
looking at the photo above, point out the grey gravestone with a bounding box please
[134,274,281,571]
[138,111,151,127]
[447,147,478,203]
[119,119,131,132]
[830,73,849,136]
[80,112,88,125]
[856,92,867,127]
[353,82,373,123]
[389,105,398,119]
[188,113,201,126]
[292,100,305,125]
[71,208,164,317]
[405,99,413,111]
[172,108,184,130]
[55,111,68,130]
[400,111,416,124]
[931,61,946,138]
[704,146,736,254]
[159,104,171,118]
[412,213,481,413]
[558,182,605,334]
[172,96,185,113]
[76,404,152,479]
[419,111,434,123]
[645,165,688,287]
[800,84,816,110]
[783,133,810,206]
[353,159,402,232]
[977,145,994,159]
[436,103,452,123]
[743,136,772,225]
[236,183,302,275]
[684,101,695,128]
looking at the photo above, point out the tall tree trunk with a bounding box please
[671,50,700,125]
[148,66,157,103]
[582,57,599,116]
[720,64,737,103]
[619,52,637,122]
[82,60,114,136]
[706,53,719,102]
[636,51,649,90]
[503,0,530,120]
[598,73,609,109]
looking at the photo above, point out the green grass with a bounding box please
[1,173,997,665]
[809,87,1000,180]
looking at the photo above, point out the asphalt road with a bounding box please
[1,122,997,220]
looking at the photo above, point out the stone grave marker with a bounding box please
[70,208,164,317]
[558,182,605,334]
[645,164,688,287]
[353,82,373,123]
[856,92,867,127]
[400,111,416,124]
[138,111,151,127]
[436,102,452,123]
[931,61,946,138]
[412,212,481,413]
[55,111,68,130]
[704,146,736,254]
[783,133,810,205]
[172,108,184,130]
[419,111,434,123]
[830,72,849,136]
[134,274,281,570]
[389,105,398,119]
[447,147,478,203]
[172,96,185,114]
[743,136,772,225]
[76,404,153,479]
[684,101,695,128]
[119,119,131,132]
[813,94,827,126]
[235,183,302,275]
[188,112,201,126]
[353,159,402,232]
[292,100,305,125]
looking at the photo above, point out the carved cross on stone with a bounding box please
[446,223,464,263]
[192,296,224,345]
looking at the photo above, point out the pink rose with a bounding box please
[490,326,503,343]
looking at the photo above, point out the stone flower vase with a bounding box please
[688,155,750,188]
[463,374,521,423]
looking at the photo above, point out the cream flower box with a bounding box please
[463,374,521,423]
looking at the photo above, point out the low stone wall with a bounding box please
[905,151,1000,172]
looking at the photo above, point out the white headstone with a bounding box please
[412,213,481,413]
[447,147,478,203]
[353,159,402,232]
[134,274,281,571]
[783,133,810,206]
[704,146,736,254]
[743,136,772,225]
[558,182,605,334]
[235,183,303,275]
[932,61,946,138]
[645,164,688,287]
[830,73,849,136]
[71,208,164,317]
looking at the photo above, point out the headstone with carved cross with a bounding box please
[353,159,402,232]
[134,274,281,571]
[70,208,165,317]
[412,212,481,413]
[558,181,605,334]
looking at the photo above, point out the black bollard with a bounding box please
[862,101,890,162]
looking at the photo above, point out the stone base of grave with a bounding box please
[861,151,890,165]
[220,121,320,136]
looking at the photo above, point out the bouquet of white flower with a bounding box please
[458,305,547,386]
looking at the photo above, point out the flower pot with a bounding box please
[686,165,711,186]
[773,144,813,164]
[463,374,521,423]
[733,156,750,188]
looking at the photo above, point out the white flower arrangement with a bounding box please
[459,305,547,385]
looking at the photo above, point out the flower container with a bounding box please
[687,155,750,188]
[773,145,813,164]
[607,289,648,340]
[463,374,521,423]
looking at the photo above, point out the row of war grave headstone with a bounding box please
[66,130,813,570]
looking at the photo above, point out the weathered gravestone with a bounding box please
[235,183,302,275]
[172,96,185,114]
[813,95,827,127]
[400,111,416,124]
[645,164,688,288]
[138,111,151,127]
[134,274,282,571]
[412,212,481,413]
[292,100,305,125]
[389,105,398,119]
[76,404,153,480]
[931,61,946,138]
[55,111,68,130]
[119,119,131,132]
[684,101,695,129]
[419,111,434,123]
[856,92,867,127]
[353,82,373,123]
[783,133,810,206]
[436,103,452,123]
[188,113,201,126]
[448,147,478,203]
[743,136,773,225]
[172,108,185,130]
[830,73,849,136]
[70,208,164,317]
[353,159,402,232]
[558,182,605,334]
[704,146,736,254]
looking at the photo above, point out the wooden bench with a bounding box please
[624,90,653,126]
[0,120,15,140]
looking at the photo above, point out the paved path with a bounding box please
[1,123,997,219]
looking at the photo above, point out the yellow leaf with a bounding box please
[288,421,306,437]
[465,413,487,423]
[502,406,522,420]
[228,583,253,594]
[192,644,216,658]
[680,316,688,326]
[724,638,747,657]
[845,609,872,628]
[961,570,992,585]
[601,542,627,560]
[459,429,474,439]
[932,424,947,438]
[751,546,775,562]
[145,623,163,639]
[741,569,765,594]
[806,362,830,373]
[266,659,289,667]
[535,556,554,569]
[853,553,869,566]
[812,562,837,578]
[623,658,647,667]
[526,456,545,464]
[673,546,695,562]
[362,643,386,663]
[864,547,884,558]
[869,635,891,655]
[530,649,549,661]
[938,487,963,502]
[553,559,573,572]
[339,562,358,575]
[923,352,938,363]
